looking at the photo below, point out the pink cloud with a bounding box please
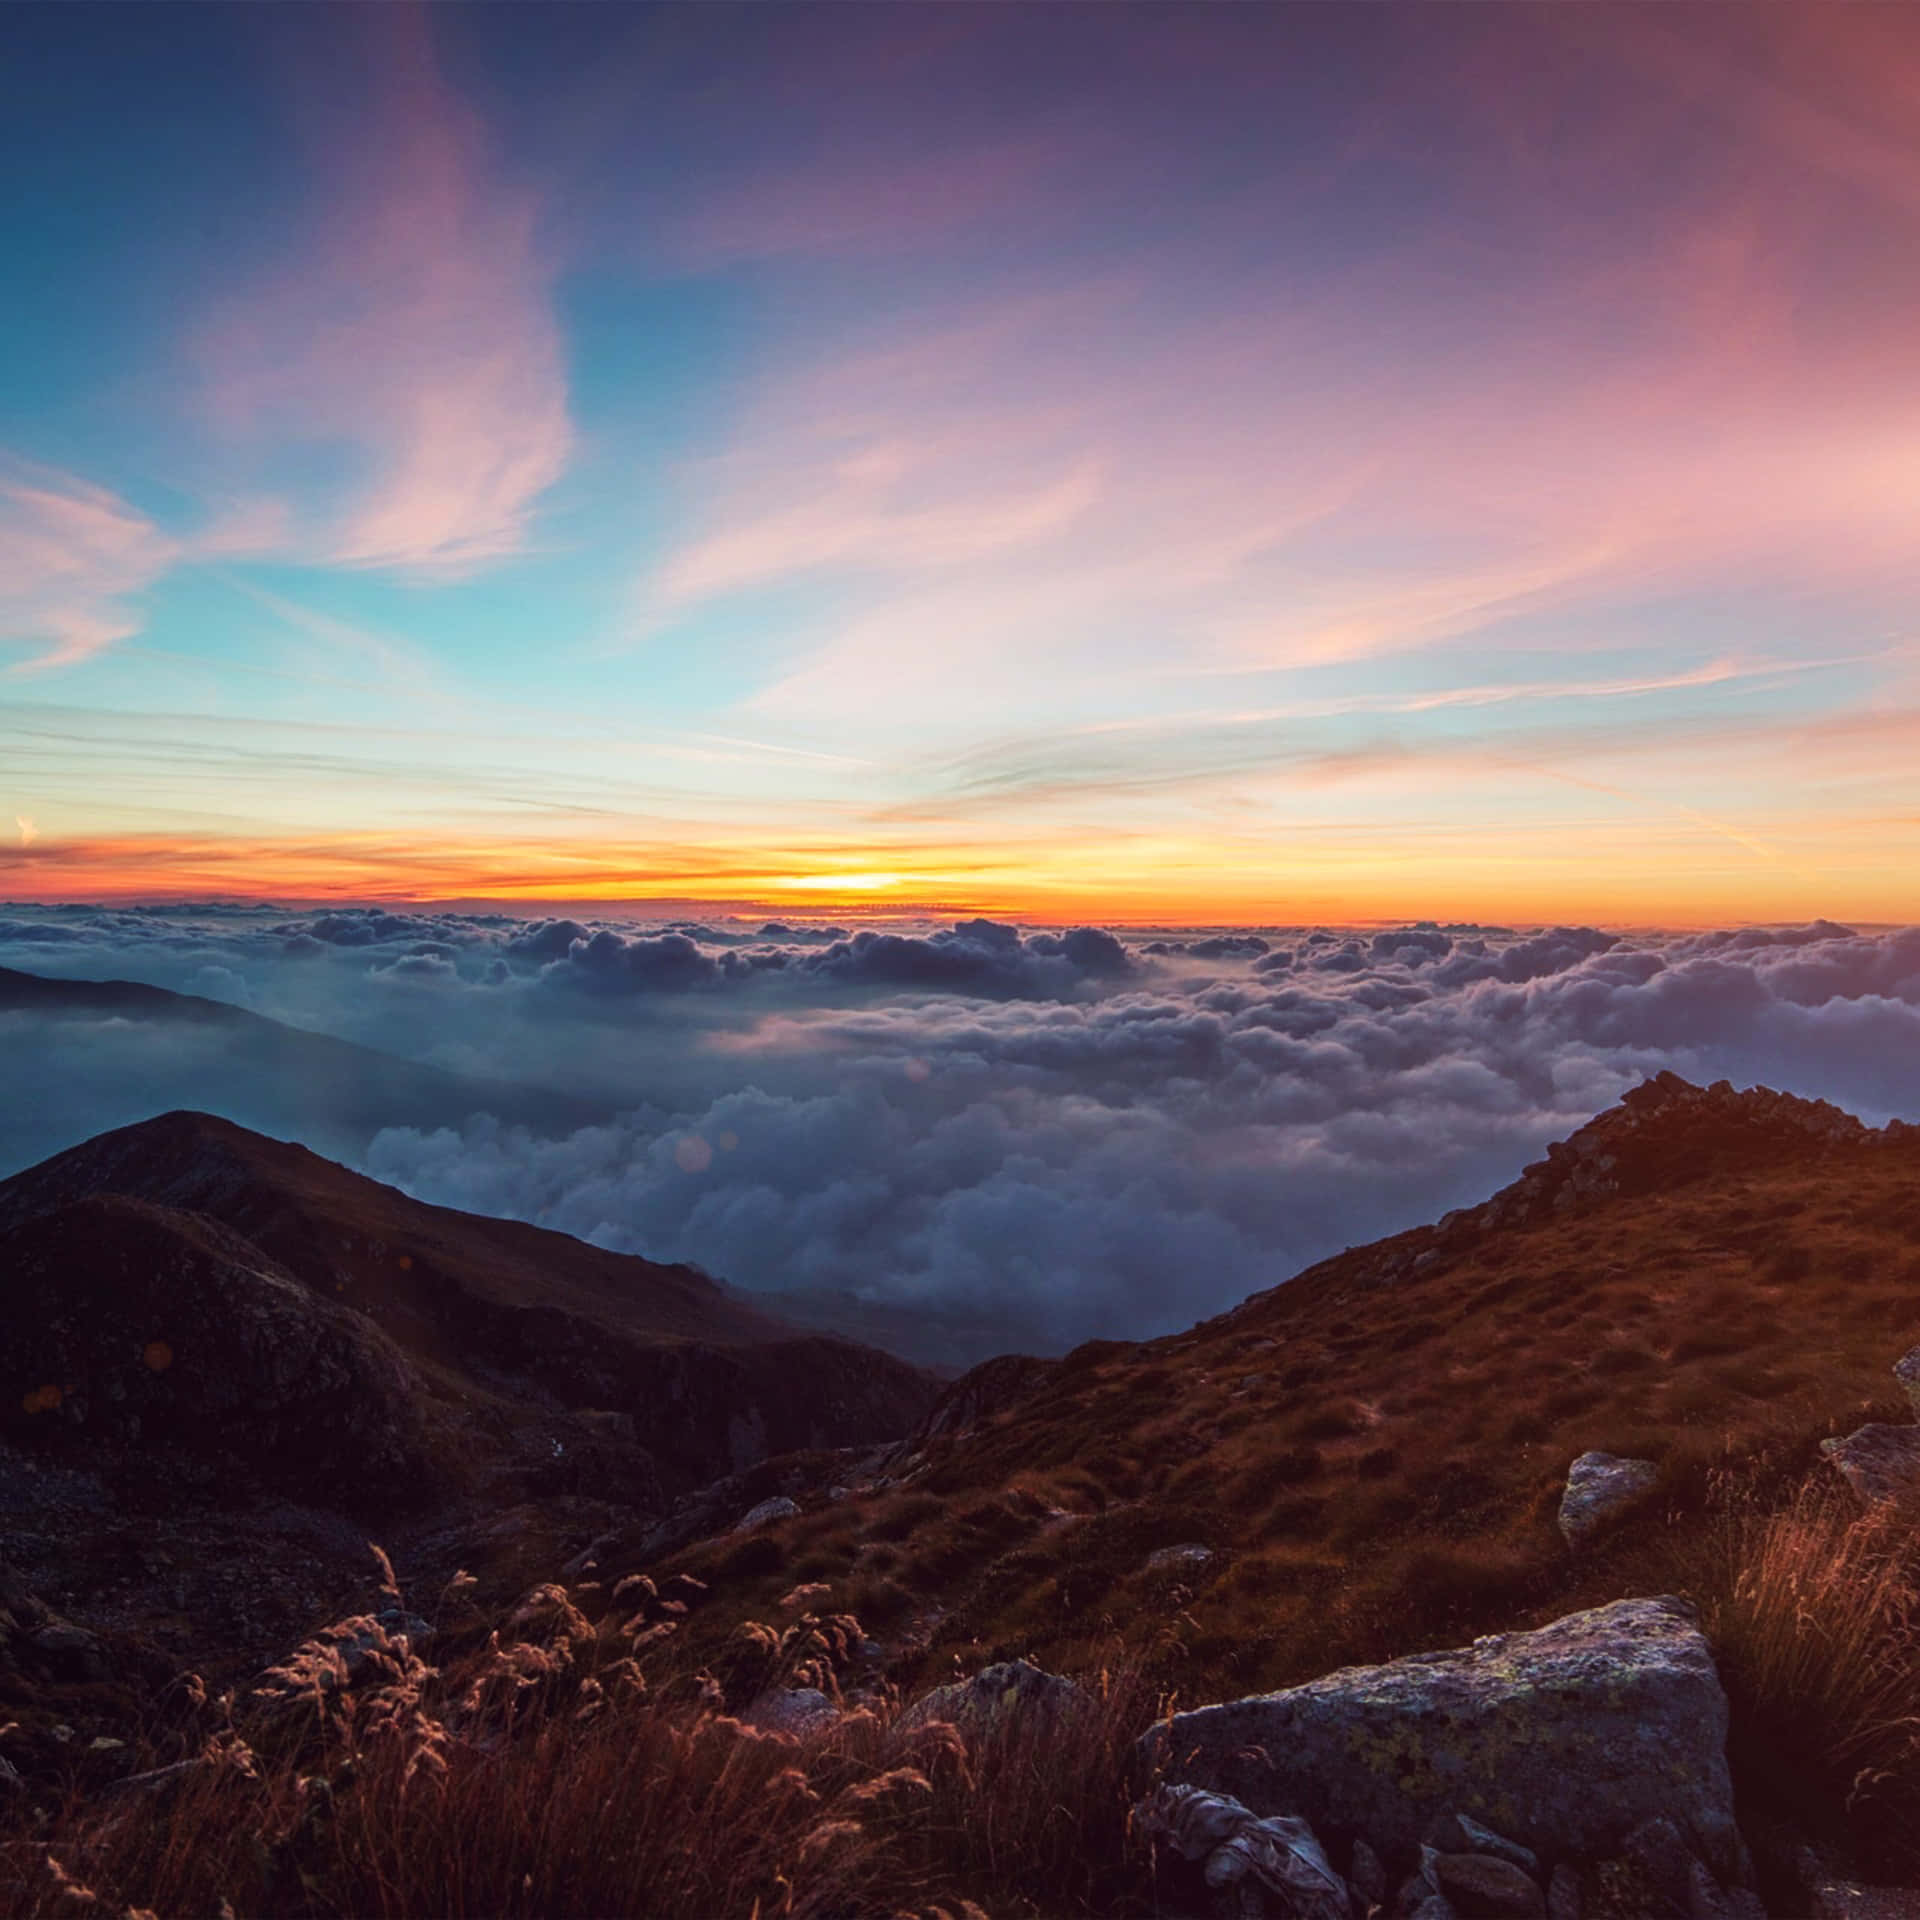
[0,459,181,672]
[200,8,570,574]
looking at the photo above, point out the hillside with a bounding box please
[617,1071,1920,1716]
[0,1111,938,1676]
[4,1076,1917,1916]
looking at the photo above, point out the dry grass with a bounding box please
[2,1574,1163,1920]
[1700,1477,1920,1871]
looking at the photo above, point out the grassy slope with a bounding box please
[644,1078,1919,1710]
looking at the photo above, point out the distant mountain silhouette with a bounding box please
[0,963,607,1169]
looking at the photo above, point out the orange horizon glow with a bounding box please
[7,822,1917,931]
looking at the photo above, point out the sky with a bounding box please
[3,2,1919,924]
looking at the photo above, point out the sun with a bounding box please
[773,871,909,893]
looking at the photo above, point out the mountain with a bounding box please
[0,1111,939,1668]
[0,963,607,1170]
[6,1076,1919,1913]
[610,1073,1920,1703]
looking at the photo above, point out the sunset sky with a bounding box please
[3,3,1917,923]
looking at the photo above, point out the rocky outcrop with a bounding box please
[1557,1452,1659,1548]
[1824,1346,1920,1509]
[1141,1596,1740,1878]
[1822,1426,1920,1508]
[899,1659,1085,1734]
[734,1495,800,1532]
[908,1353,1058,1446]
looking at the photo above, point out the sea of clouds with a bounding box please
[4,903,1918,1359]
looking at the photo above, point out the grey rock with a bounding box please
[1430,1851,1544,1916]
[28,1622,104,1681]
[1426,1814,1538,1873]
[1147,1543,1215,1576]
[1622,1814,1695,1906]
[1822,1426,1920,1507]
[1896,1345,1920,1420]
[1408,1898,1460,1920]
[1558,1452,1660,1548]
[1351,1838,1389,1911]
[743,1686,841,1737]
[1687,1857,1768,1920]
[100,1757,202,1801]
[1141,1596,1739,1876]
[900,1658,1085,1733]
[1134,1783,1350,1920]
[1545,1864,1581,1920]
[734,1495,801,1532]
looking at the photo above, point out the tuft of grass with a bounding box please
[1701,1477,1920,1870]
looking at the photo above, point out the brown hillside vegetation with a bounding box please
[604,1073,1920,1861]
[4,1075,1917,1916]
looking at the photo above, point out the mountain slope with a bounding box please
[625,1073,1920,1704]
[0,1112,940,1504]
[0,963,606,1168]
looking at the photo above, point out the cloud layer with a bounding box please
[4,905,1918,1360]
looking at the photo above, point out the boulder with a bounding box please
[1820,1426,1920,1508]
[1133,1783,1350,1920]
[1429,1850,1544,1916]
[899,1658,1084,1733]
[1895,1345,1920,1420]
[743,1686,841,1737]
[1351,1837,1389,1910]
[1557,1452,1659,1548]
[1146,1543,1214,1576]
[1141,1596,1739,1878]
[1427,1814,1537,1874]
[734,1495,801,1532]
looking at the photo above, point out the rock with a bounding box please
[743,1687,841,1737]
[1134,1784,1350,1920]
[1147,1543,1214,1576]
[1622,1814,1696,1906]
[1408,1898,1460,1920]
[29,1622,105,1681]
[1558,1452,1660,1548]
[900,1658,1085,1733]
[258,1609,432,1697]
[1140,1596,1739,1877]
[100,1757,202,1801]
[734,1495,801,1532]
[1545,1864,1581,1920]
[1896,1346,1920,1419]
[1687,1857,1769,1920]
[1427,1815,1538,1873]
[1430,1851,1544,1916]
[0,1753,21,1794]
[1352,1838,1390,1911]
[1822,1426,1920,1508]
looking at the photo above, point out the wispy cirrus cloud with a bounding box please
[0,460,182,672]
[199,8,571,575]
